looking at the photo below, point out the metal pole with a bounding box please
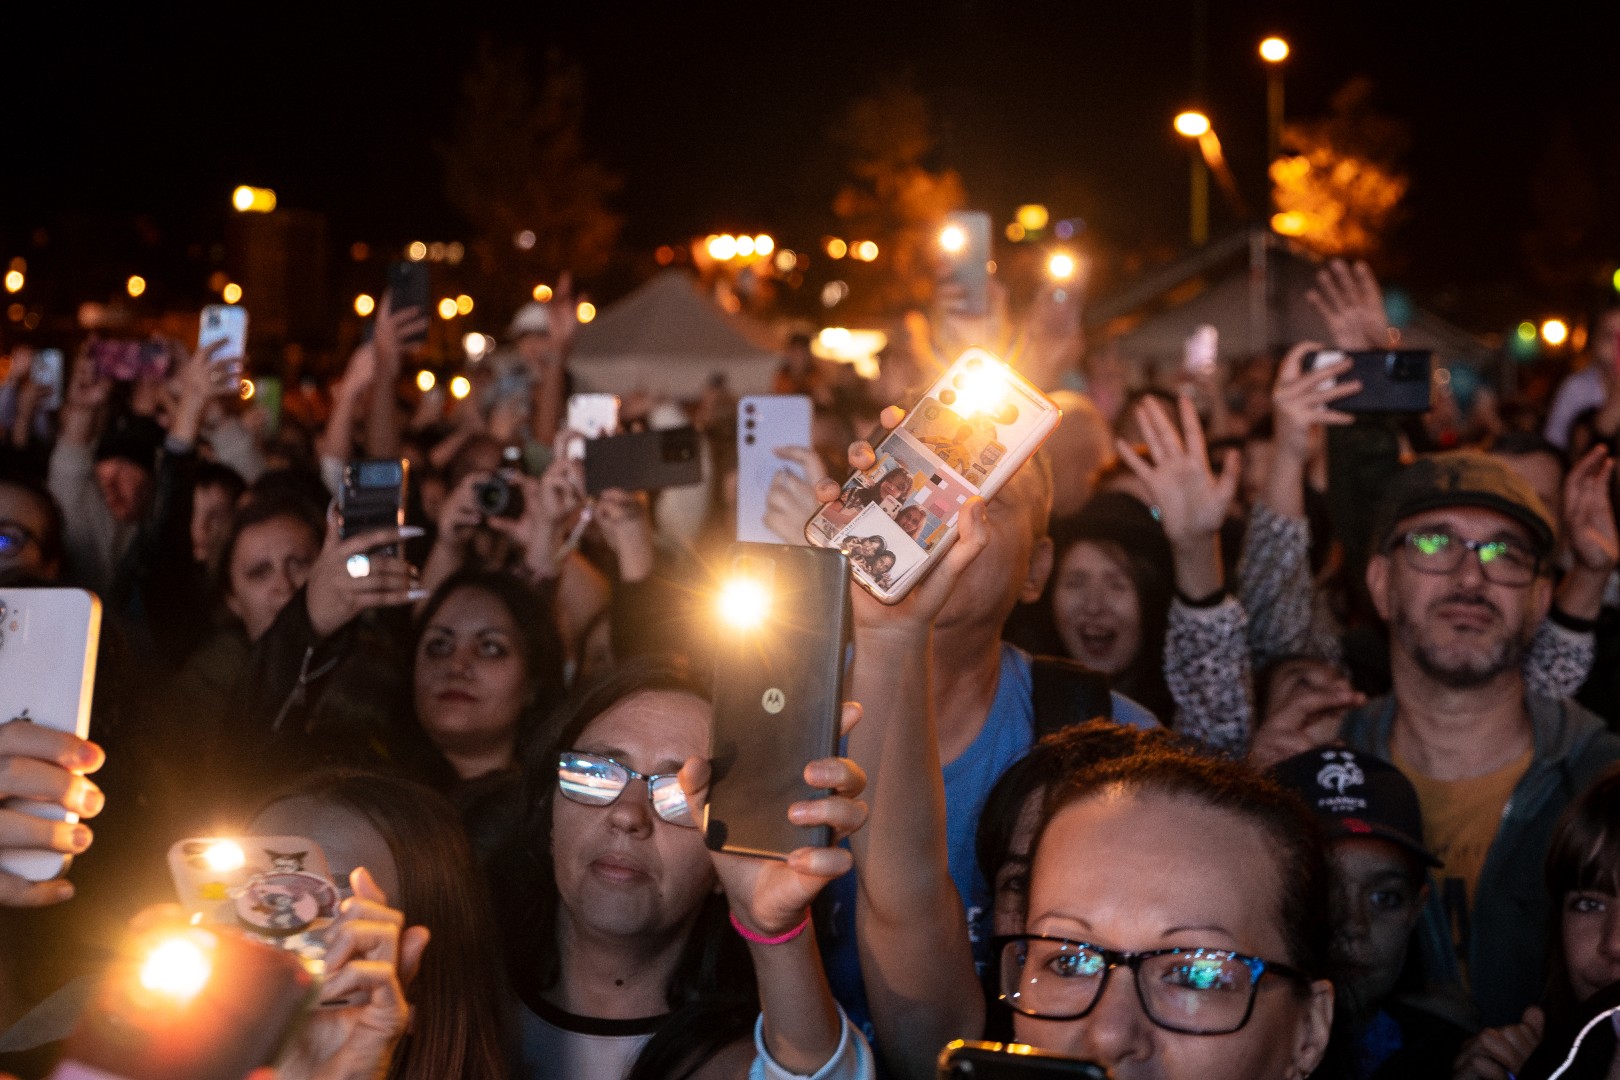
[1191,153,1209,247]
[1266,67,1285,163]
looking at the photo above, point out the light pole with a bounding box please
[1174,110,1212,246]
[1259,37,1289,164]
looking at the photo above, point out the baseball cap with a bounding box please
[507,301,553,340]
[1370,450,1556,557]
[93,415,164,475]
[1271,746,1442,868]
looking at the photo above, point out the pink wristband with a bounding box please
[730,910,811,945]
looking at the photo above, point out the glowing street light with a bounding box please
[1174,110,1211,138]
[533,284,553,302]
[825,237,848,259]
[231,186,277,213]
[126,275,147,298]
[3,271,21,293]
[1016,204,1050,232]
[576,301,597,324]
[407,241,428,262]
[853,240,879,262]
[454,294,474,315]
[416,370,436,392]
[222,283,242,304]
[354,293,376,317]
[449,375,472,400]
[1174,113,1212,247]
[1046,251,1078,281]
[437,298,458,320]
[1260,37,1290,161]
[1259,36,1290,63]
[735,235,756,258]
[754,234,775,257]
[708,234,738,261]
[1541,318,1570,346]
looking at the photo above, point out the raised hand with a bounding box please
[304,514,427,638]
[371,291,428,370]
[1451,1005,1543,1080]
[1247,659,1364,770]
[1564,445,1618,575]
[1263,341,1360,520]
[763,445,827,546]
[1304,259,1393,350]
[483,458,586,581]
[0,720,105,907]
[594,487,656,583]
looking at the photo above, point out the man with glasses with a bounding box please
[1344,450,1620,1029]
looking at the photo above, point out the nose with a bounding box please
[1063,964,1156,1067]
[606,778,655,835]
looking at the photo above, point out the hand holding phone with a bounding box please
[1303,348,1433,413]
[304,513,426,639]
[197,305,248,392]
[0,721,104,907]
[937,1040,1110,1079]
[737,395,813,543]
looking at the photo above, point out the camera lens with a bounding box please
[940,389,957,406]
[744,434,756,446]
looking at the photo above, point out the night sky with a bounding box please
[6,1,1618,325]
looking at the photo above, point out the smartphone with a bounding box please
[337,458,409,554]
[583,427,704,495]
[1306,349,1433,414]
[32,347,65,410]
[0,588,102,882]
[255,375,283,438]
[736,395,813,544]
[197,305,248,390]
[54,925,318,1080]
[805,348,1062,603]
[937,1041,1109,1079]
[706,543,851,860]
[939,210,993,317]
[89,339,173,382]
[386,261,431,343]
[566,393,621,461]
[169,836,340,948]
[1184,324,1217,375]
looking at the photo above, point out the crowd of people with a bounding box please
[1,254,1619,1080]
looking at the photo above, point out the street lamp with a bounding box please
[1174,111,1212,246]
[1259,37,1289,163]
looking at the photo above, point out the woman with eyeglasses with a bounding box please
[493,657,874,1080]
[996,739,1338,1079]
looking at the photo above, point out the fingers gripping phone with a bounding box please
[386,261,431,344]
[805,348,1062,603]
[937,1041,1110,1079]
[706,544,851,860]
[566,393,621,461]
[1305,349,1433,414]
[737,394,813,544]
[338,458,409,554]
[0,587,101,882]
[198,305,248,390]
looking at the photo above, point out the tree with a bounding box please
[1269,77,1409,263]
[440,43,623,310]
[830,78,966,315]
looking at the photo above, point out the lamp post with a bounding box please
[1174,110,1212,247]
[1259,37,1289,163]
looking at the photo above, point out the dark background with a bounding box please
[5,0,1618,328]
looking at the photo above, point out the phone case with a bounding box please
[169,836,340,945]
[1308,349,1433,413]
[0,588,101,882]
[937,1041,1109,1079]
[337,458,409,551]
[736,395,813,544]
[386,262,431,343]
[566,393,621,461]
[940,211,992,317]
[805,349,1061,604]
[583,427,703,495]
[706,544,850,860]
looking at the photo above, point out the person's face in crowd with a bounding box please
[1366,507,1551,690]
[1491,451,1564,529]
[1052,541,1142,677]
[516,331,551,366]
[1595,308,1620,373]
[992,787,1046,938]
[936,464,1053,635]
[94,458,153,525]
[251,795,399,904]
[0,481,57,579]
[1561,882,1620,1003]
[550,690,716,942]
[226,516,319,642]
[190,482,237,565]
[414,587,531,762]
[1017,789,1333,1080]
[1328,837,1427,1012]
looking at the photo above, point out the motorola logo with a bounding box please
[762,688,786,714]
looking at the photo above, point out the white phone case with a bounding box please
[737,395,814,544]
[805,349,1061,603]
[566,393,621,461]
[0,588,101,881]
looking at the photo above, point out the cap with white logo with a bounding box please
[1271,746,1442,868]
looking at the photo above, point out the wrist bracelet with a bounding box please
[730,910,810,946]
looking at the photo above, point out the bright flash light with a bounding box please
[854,240,879,262]
[202,840,245,873]
[232,186,276,213]
[449,375,471,400]
[3,271,21,293]
[954,352,1010,416]
[455,294,474,315]
[754,234,775,256]
[437,298,458,320]
[126,275,147,298]
[416,369,436,392]
[1174,110,1211,138]
[717,577,771,630]
[354,293,375,317]
[577,301,597,324]
[1541,318,1569,346]
[708,234,738,261]
[939,225,967,254]
[1047,252,1077,281]
[1259,36,1290,63]
[463,332,492,360]
[735,235,756,258]
[140,931,215,1001]
[222,283,243,304]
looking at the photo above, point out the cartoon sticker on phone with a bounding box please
[170,836,340,952]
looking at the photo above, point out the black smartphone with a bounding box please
[583,426,704,496]
[55,926,317,1080]
[386,261,431,343]
[937,1040,1110,1079]
[338,458,408,554]
[1306,349,1433,414]
[706,543,851,860]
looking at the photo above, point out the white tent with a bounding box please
[568,271,783,399]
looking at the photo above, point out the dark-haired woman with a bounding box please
[496,658,874,1080]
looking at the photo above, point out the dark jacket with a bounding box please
[1340,692,1620,1028]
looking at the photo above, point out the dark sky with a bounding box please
[7,1,1618,323]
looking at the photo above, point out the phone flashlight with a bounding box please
[952,352,1011,417]
[1046,252,1078,282]
[939,224,968,254]
[718,577,771,631]
[138,928,218,1004]
[201,840,245,874]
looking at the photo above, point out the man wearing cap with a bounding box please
[1274,746,1469,1079]
[1343,450,1620,1028]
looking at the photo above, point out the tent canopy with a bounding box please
[569,271,783,399]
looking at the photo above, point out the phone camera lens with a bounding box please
[744,435,756,446]
[940,389,957,406]
[744,402,756,415]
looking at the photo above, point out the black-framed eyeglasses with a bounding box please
[1392,529,1540,586]
[556,751,696,827]
[0,522,38,558]
[995,934,1312,1036]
